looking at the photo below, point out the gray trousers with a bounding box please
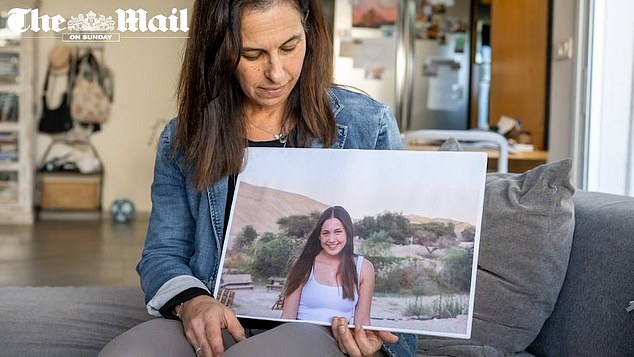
[99,318,348,356]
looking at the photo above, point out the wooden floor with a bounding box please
[0,217,148,287]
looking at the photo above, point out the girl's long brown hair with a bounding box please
[283,206,358,300]
[176,0,336,191]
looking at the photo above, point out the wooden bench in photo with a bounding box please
[216,288,235,308]
[266,276,286,292]
[271,294,284,310]
[219,274,255,290]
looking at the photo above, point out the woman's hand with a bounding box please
[179,295,246,356]
[331,317,399,357]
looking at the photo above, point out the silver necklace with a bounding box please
[248,121,288,144]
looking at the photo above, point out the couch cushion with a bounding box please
[0,286,153,357]
[418,159,576,356]
[528,191,634,356]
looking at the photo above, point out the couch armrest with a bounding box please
[528,191,634,356]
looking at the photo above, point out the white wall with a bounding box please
[35,0,189,213]
[549,0,634,196]
[548,0,581,182]
[586,0,634,195]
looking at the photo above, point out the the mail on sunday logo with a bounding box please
[6,8,189,42]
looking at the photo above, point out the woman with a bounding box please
[100,0,416,356]
[282,206,374,327]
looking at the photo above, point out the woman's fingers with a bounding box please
[181,295,246,356]
[376,330,399,344]
[331,317,401,357]
[184,320,211,356]
[225,314,246,342]
[351,324,383,355]
[205,321,224,356]
[332,317,361,356]
[183,312,215,357]
[205,306,245,355]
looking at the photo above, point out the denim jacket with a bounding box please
[137,86,417,356]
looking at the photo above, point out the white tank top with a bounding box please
[297,255,364,323]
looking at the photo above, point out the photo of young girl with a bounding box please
[218,147,487,338]
[281,206,374,326]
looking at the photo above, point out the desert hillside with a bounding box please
[406,214,474,235]
[228,182,329,238]
[228,183,475,242]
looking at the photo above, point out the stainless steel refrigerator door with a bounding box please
[332,0,472,131]
[402,0,472,131]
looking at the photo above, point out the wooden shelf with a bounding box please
[0,0,36,224]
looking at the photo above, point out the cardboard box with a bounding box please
[39,173,101,210]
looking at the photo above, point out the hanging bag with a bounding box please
[38,46,74,134]
[70,51,112,124]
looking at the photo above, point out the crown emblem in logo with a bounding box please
[67,11,115,32]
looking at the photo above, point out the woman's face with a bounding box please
[236,2,307,113]
[319,218,347,256]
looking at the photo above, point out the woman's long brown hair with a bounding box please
[175,0,336,191]
[283,206,358,301]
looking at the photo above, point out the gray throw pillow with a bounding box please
[438,137,463,151]
[418,159,576,356]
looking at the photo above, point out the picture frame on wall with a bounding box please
[351,0,398,28]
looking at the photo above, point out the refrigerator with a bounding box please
[330,0,477,131]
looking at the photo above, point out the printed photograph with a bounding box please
[217,148,487,338]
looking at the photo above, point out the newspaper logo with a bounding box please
[67,11,116,32]
[7,8,189,42]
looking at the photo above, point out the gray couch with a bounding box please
[1,189,633,356]
[528,190,634,356]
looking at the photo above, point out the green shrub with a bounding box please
[433,294,468,319]
[251,234,302,279]
[439,248,473,292]
[404,301,432,319]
